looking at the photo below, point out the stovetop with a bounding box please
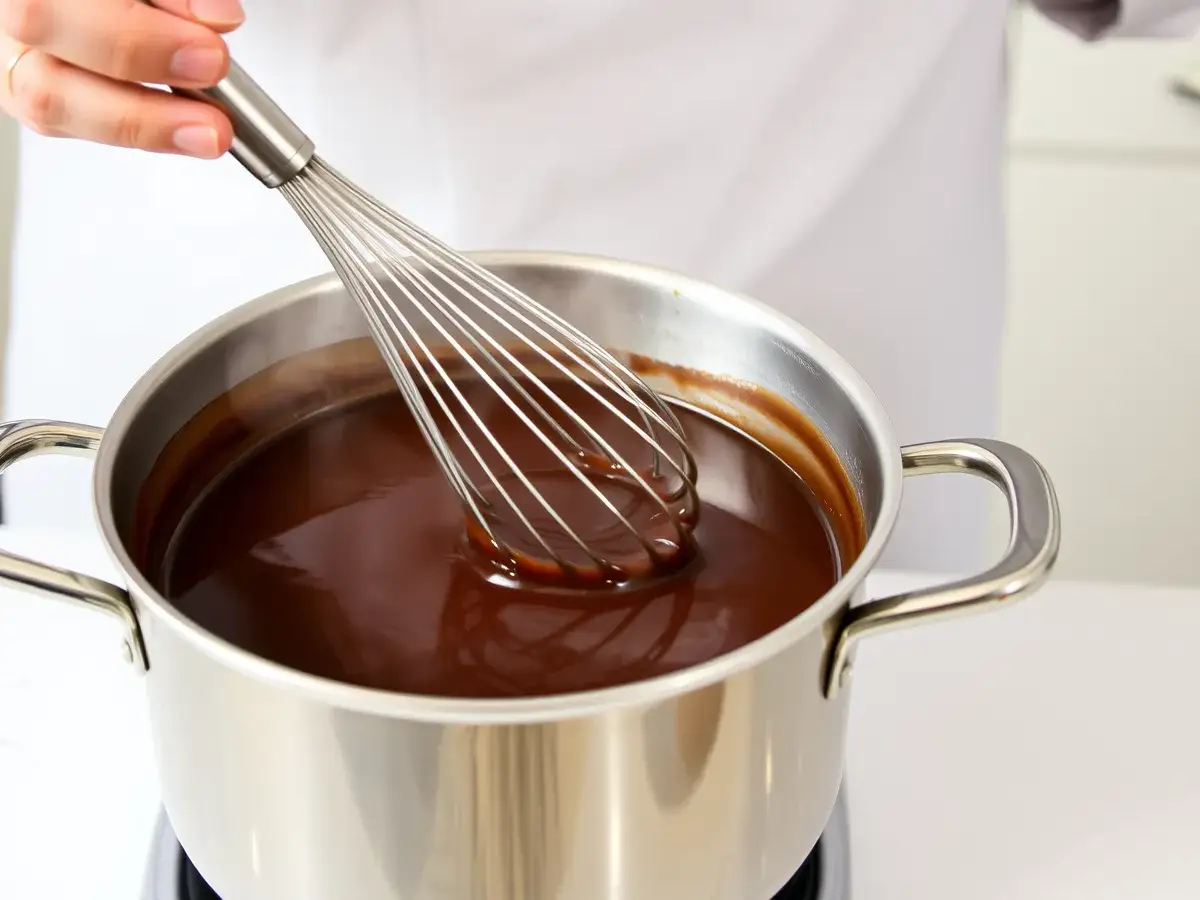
[143,791,849,900]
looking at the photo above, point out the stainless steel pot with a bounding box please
[0,252,1059,900]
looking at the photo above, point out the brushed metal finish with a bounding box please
[0,253,1059,900]
[176,60,314,188]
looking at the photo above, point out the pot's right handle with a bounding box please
[0,420,148,671]
[825,440,1059,698]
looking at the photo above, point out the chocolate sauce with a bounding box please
[138,341,862,699]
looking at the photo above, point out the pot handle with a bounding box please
[825,439,1059,698]
[0,420,148,671]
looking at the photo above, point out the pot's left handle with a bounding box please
[0,420,148,671]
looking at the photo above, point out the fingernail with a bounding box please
[189,0,245,27]
[169,46,226,83]
[173,125,221,159]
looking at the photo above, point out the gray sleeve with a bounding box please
[1034,0,1200,38]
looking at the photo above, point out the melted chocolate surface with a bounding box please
[157,372,846,698]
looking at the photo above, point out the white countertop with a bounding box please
[1,526,1197,900]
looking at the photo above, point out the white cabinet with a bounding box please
[1004,159,1200,584]
[1002,8,1200,584]
[1010,6,1200,154]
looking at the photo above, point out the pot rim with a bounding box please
[94,250,903,724]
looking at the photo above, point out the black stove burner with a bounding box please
[777,844,822,900]
[178,840,824,900]
[180,855,219,900]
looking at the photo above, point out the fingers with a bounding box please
[2,0,241,89]
[0,0,241,157]
[137,0,245,33]
[0,35,233,157]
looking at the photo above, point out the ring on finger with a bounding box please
[5,43,35,101]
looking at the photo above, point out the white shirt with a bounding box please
[3,0,1191,572]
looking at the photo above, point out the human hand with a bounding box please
[0,0,243,158]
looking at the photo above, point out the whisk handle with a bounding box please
[138,0,313,186]
[173,60,315,189]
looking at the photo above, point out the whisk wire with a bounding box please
[285,187,487,514]
[280,157,700,579]
[288,174,630,570]
[305,161,698,500]
[315,160,693,456]
[285,181,565,559]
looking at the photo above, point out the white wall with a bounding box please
[1003,9,1200,585]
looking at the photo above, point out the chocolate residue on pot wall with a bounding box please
[628,354,865,565]
[132,338,865,699]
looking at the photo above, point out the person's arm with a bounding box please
[1034,0,1200,39]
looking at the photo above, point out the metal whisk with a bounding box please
[176,61,699,582]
